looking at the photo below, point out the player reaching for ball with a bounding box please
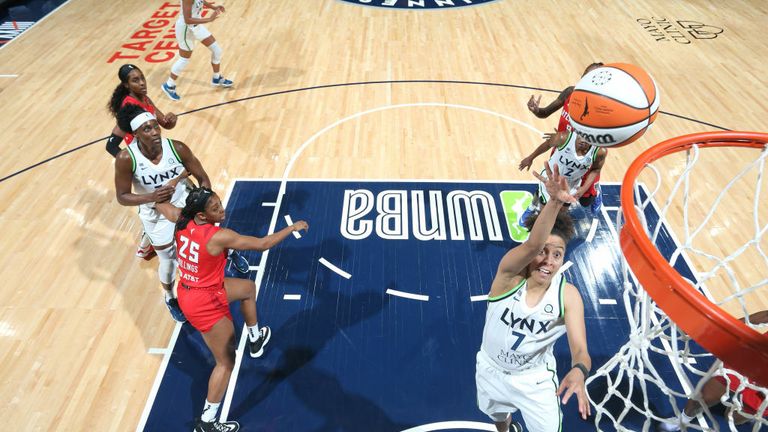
[518,129,607,224]
[526,63,605,211]
[476,163,591,432]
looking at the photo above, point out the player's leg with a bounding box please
[225,277,270,358]
[513,367,562,432]
[195,317,240,432]
[476,352,523,432]
[146,215,184,321]
[658,376,728,431]
[163,23,195,100]
[201,31,233,87]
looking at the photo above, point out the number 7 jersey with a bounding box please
[175,222,227,289]
[480,274,568,372]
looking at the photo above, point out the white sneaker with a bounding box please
[135,233,156,260]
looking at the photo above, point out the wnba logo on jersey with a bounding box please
[339,0,500,10]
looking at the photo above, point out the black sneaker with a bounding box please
[227,250,250,274]
[509,421,524,432]
[247,326,271,358]
[165,297,186,323]
[193,419,240,432]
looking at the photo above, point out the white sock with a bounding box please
[247,324,259,342]
[201,399,220,423]
[164,290,173,302]
[213,72,221,79]
[681,412,694,423]
[166,77,176,87]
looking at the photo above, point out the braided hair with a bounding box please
[107,64,141,117]
[176,187,215,232]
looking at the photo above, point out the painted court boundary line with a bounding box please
[319,257,352,279]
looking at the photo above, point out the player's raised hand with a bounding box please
[518,156,534,171]
[557,367,591,420]
[291,221,309,233]
[533,162,577,205]
[527,95,542,115]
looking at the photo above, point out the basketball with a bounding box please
[567,63,659,148]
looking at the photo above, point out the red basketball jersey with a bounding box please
[175,223,227,289]
[557,93,573,133]
[121,95,156,144]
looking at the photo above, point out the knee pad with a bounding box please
[156,245,178,285]
[171,56,190,76]
[209,42,223,64]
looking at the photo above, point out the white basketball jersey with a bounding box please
[126,137,188,215]
[179,0,204,22]
[539,131,599,200]
[480,274,567,372]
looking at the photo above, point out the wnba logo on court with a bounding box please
[340,189,505,241]
[339,0,500,9]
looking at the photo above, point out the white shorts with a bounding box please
[475,350,562,432]
[175,21,212,51]
[138,182,190,246]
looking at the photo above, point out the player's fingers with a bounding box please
[560,386,575,405]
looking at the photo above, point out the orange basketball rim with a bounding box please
[620,131,768,388]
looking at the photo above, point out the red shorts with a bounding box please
[177,282,232,333]
[715,373,766,416]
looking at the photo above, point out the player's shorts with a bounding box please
[177,281,232,333]
[714,373,767,416]
[137,183,189,246]
[475,350,562,431]
[175,20,212,51]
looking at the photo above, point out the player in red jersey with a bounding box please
[659,310,768,431]
[523,63,605,212]
[107,65,179,259]
[174,187,308,432]
[106,64,178,157]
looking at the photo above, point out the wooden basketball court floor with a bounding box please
[0,0,765,430]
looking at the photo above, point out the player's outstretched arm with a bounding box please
[207,221,309,255]
[519,130,566,171]
[490,164,575,296]
[528,87,574,118]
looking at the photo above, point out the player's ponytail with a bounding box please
[176,187,215,232]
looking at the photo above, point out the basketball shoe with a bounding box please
[518,206,536,229]
[165,297,186,323]
[136,233,156,260]
[212,76,234,87]
[227,250,250,274]
[247,326,271,358]
[194,419,240,432]
[161,82,181,101]
[509,421,523,432]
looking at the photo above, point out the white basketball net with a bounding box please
[586,140,768,431]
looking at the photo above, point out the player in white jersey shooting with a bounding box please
[161,0,233,101]
[476,163,591,432]
[518,129,607,225]
[114,104,212,322]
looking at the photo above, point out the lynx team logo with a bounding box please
[339,0,500,9]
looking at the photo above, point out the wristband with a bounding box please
[572,363,590,378]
